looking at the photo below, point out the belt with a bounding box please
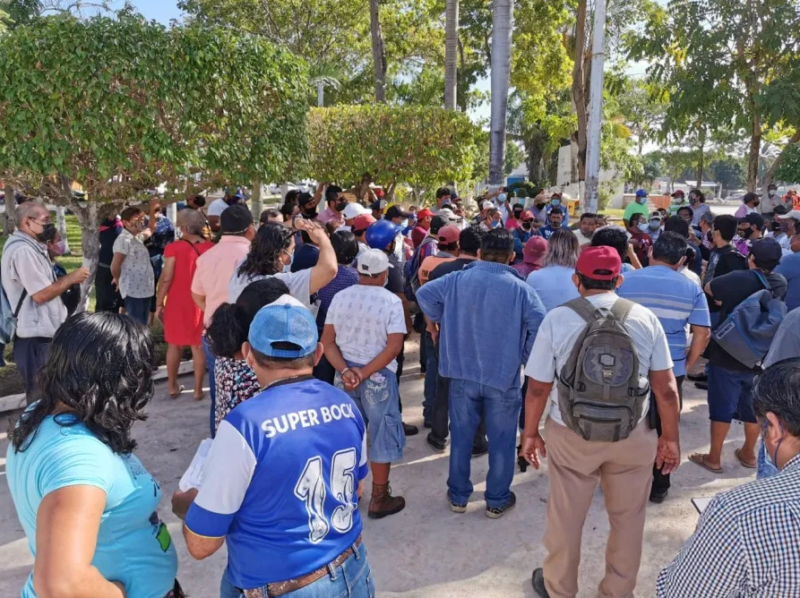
[243,535,362,598]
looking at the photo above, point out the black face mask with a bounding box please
[193,197,206,208]
[521,221,532,230]
[536,203,547,210]
[334,202,347,212]
[35,223,57,243]
[303,209,318,219]
[513,210,523,219]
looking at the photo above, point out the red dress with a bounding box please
[163,239,214,346]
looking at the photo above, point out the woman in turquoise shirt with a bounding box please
[6,312,182,598]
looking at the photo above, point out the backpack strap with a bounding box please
[610,298,635,324]
[182,239,201,256]
[14,290,27,318]
[754,270,770,292]
[563,297,597,323]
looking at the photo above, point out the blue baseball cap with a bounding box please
[635,189,648,198]
[248,298,318,359]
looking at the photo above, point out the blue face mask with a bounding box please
[551,199,561,207]
[638,222,649,233]
[637,196,647,205]
[762,420,786,471]
[491,220,502,229]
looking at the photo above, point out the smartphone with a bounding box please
[691,497,713,514]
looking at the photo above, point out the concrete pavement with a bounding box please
[0,344,755,598]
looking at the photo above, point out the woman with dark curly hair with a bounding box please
[227,219,337,309]
[6,312,183,598]
[207,278,308,431]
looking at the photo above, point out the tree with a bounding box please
[488,0,514,185]
[307,105,477,201]
[370,0,387,102]
[444,0,459,109]
[0,14,308,308]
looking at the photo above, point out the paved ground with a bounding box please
[0,344,755,598]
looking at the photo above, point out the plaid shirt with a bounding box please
[657,453,800,597]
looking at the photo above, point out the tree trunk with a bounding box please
[763,129,800,188]
[747,116,761,192]
[353,173,373,203]
[72,202,101,313]
[695,127,706,189]
[457,39,468,112]
[251,182,263,220]
[488,0,515,186]
[369,0,387,103]
[3,184,15,235]
[445,0,460,110]
[571,0,588,182]
[56,206,71,255]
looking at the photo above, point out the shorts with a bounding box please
[707,363,757,424]
[336,362,405,464]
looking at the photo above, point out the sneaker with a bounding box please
[650,488,669,504]
[531,568,550,598]
[694,381,708,390]
[448,492,467,513]
[403,422,419,436]
[471,443,489,458]
[486,491,516,519]
[427,432,446,452]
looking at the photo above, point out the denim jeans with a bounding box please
[447,378,521,509]
[202,335,217,438]
[240,542,374,598]
[125,295,152,326]
[422,330,437,424]
[220,573,242,598]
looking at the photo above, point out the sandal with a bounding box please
[169,385,185,400]
[734,448,757,469]
[193,391,206,402]
[689,453,724,474]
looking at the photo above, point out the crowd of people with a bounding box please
[3,182,800,598]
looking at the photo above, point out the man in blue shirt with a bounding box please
[416,228,546,518]
[178,300,373,598]
[618,232,711,503]
[776,243,800,311]
[541,207,570,240]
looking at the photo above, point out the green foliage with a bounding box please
[710,158,746,191]
[775,144,800,183]
[505,139,524,175]
[0,13,309,202]
[307,105,478,191]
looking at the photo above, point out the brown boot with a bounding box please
[368,483,405,519]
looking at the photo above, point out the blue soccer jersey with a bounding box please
[185,378,368,589]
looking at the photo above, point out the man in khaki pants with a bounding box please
[520,246,682,598]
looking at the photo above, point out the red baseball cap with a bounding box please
[417,208,434,220]
[576,246,621,281]
[523,236,547,265]
[520,209,535,222]
[352,214,377,233]
[437,224,460,244]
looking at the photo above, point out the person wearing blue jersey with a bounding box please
[618,232,711,503]
[177,300,373,598]
[322,247,408,519]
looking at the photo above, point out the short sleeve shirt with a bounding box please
[207,198,229,218]
[325,284,407,372]
[385,253,405,295]
[6,414,178,598]
[113,229,155,299]
[524,292,673,426]
[229,267,313,307]
[624,201,650,224]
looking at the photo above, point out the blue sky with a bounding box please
[132,0,182,24]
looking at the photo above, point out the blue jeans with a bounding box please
[202,335,217,438]
[220,573,242,598]
[448,379,521,509]
[236,542,374,598]
[422,330,437,424]
[125,296,151,326]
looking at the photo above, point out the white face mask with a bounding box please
[769,190,777,197]
[400,219,409,230]
[649,220,660,230]
[638,222,649,233]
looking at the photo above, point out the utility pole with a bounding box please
[584,0,607,213]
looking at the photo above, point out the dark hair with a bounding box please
[577,273,619,291]
[713,214,738,242]
[238,223,294,278]
[284,190,300,206]
[438,240,458,252]
[690,188,705,203]
[629,212,645,225]
[549,207,564,217]
[206,279,290,358]
[430,215,448,234]
[436,187,451,199]
[10,313,155,455]
[580,212,596,222]
[331,230,359,265]
[480,228,514,263]
[652,232,689,265]
[250,347,316,371]
[774,204,789,216]
[664,215,690,238]
[260,209,281,224]
[460,226,484,256]
[677,205,694,217]
[120,206,143,222]
[591,227,628,261]
[744,191,759,206]
[513,203,524,211]
[325,185,343,204]
[754,358,800,437]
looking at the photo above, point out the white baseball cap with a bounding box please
[778,210,800,220]
[343,202,367,220]
[438,208,457,222]
[481,200,494,211]
[355,248,392,275]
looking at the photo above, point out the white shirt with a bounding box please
[679,266,702,287]
[207,198,229,218]
[229,266,313,309]
[112,229,154,299]
[325,285,407,372]
[524,292,673,426]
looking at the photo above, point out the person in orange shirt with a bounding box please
[418,225,461,286]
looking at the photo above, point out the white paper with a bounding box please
[691,497,714,514]
[179,438,213,492]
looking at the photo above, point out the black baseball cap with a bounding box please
[298,192,314,207]
[749,237,782,264]
[221,203,254,234]
[385,205,413,220]
[742,213,765,229]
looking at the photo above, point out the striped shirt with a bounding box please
[657,453,800,597]
[618,265,710,376]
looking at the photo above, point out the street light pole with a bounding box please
[585,0,607,213]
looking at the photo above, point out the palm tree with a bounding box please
[489,0,515,185]
[444,0,459,110]
[370,0,387,103]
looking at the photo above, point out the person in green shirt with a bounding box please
[624,189,651,228]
